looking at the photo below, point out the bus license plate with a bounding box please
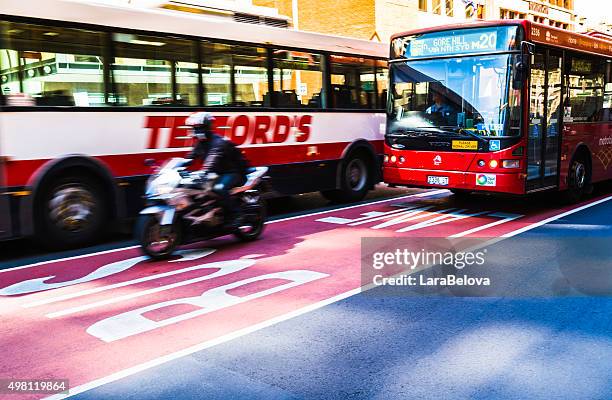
[427,176,449,186]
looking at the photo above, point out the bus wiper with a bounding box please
[406,126,477,139]
[387,129,433,137]
[438,126,485,141]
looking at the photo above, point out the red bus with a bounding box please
[384,20,612,201]
[0,0,388,248]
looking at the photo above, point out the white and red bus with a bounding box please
[384,20,612,200]
[0,0,388,247]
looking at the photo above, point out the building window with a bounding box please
[466,4,474,18]
[0,21,106,106]
[445,0,453,16]
[476,4,485,19]
[432,0,442,15]
[418,0,427,12]
[272,49,323,108]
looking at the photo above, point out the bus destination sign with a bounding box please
[397,26,519,59]
[408,30,498,57]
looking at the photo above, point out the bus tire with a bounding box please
[35,174,108,249]
[563,153,590,204]
[321,151,372,203]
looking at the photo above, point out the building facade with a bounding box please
[254,0,579,42]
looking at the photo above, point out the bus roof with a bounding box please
[391,19,612,58]
[0,0,387,58]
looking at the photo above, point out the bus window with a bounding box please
[111,33,197,106]
[329,55,375,109]
[201,42,268,107]
[232,45,269,107]
[565,55,605,122]
[201,42,231,106]
[375,60,388,109]
[272,49,323,108]
[0,21,105,106]
[604,60,612,122]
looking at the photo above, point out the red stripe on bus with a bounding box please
[4,140,383,187]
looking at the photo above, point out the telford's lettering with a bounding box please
[144,114,312,149]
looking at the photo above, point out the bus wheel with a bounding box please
[36,175,108,249]
[321,152,371,203]
[564,154,590,204]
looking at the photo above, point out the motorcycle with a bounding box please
[136,158,268,259]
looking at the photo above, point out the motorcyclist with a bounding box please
[184,112,248,228]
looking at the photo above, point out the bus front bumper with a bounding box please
[384,167,525,195]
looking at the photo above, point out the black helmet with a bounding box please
[186,112,215,140]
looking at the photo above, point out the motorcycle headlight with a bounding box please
[147,171,181,197]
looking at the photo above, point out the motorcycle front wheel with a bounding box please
[136,214,181,260]
[234,197,266,242]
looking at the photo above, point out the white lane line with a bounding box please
[1,190,448,274]
[0,246,139,274]
[23,252,218,309]
[46,260,254,318]
[396,209,488,233]
[43,286,363,400]
[267,190,448,224]
[371,207,440,229]
[449,212,524,238]
[501,194,612,238]
[44,193,612,400]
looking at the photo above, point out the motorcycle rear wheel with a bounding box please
[233,198,266,242]
[136,214,181,260]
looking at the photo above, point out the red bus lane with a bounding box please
[1,191,611,399]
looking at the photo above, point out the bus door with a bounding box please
[526,49,563,192]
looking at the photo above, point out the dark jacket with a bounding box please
[187,133,248,176]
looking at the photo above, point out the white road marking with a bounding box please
[0,246,139,274]
[45,259,255,318]
[449,212,524,238]
[501,195,612,238]
[371,207,438,229]
[22,250,217,308]
[396,209,488,233]
[0,190,448,274]
[43,193,612,400]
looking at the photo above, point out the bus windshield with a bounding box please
[388,53,522,138]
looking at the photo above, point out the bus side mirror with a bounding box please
[512,55,529,90]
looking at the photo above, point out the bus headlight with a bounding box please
[502,160,520,169]
[384,155,389,163]
[390,155,397,163]
[399,156,405,163]
[489,160,499,169]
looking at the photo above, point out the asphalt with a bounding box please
[0,185,410,269]
[68,195,612,400]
